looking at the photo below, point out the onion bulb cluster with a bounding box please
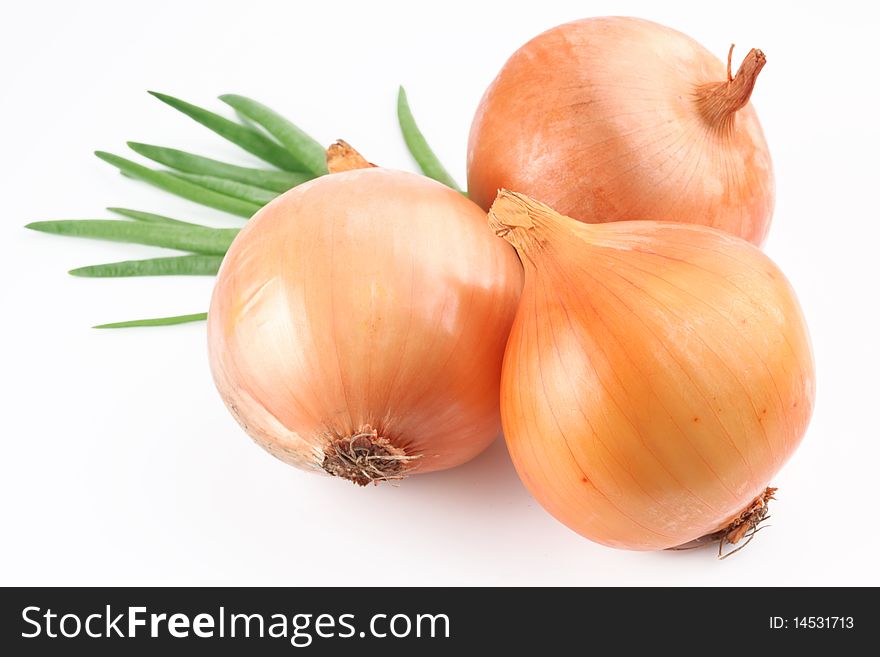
[488,190,814,551]
[208,145,522,485]
[468,16,774,245]
[205,17,814,555]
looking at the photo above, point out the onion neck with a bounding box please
[326,140,377,173]
[695,47,766,132]
[487,189,563,260]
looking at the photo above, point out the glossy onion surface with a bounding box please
[209,169,523,481]
[469,17,774,245]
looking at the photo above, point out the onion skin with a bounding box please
[490,191,813,550]
[468,17,774,245]
[208,168,523,482]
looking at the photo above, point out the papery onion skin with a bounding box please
[208,168,523,483]
[468,16,774,246]
[490,191,813,550]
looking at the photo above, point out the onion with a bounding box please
[207,145,523,484]
[468,17,774,245]
[488,190,814,552]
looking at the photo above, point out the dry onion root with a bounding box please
[468,16,774,245]
[207,144,523,485]
[489,190,814,551]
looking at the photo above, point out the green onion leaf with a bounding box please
[219,94,327,176]
[26,220,238,255]
[127,142,311,193]
[168,172,278,206]
[69,254,223,277]
[107,207,202,227]
[396,86,461,192]
[148,91,304,171]
[95,151,261,218]
[93,312,208,329]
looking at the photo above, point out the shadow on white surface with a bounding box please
[399,436,528,501]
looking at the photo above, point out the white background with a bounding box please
[2,0,877,586]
